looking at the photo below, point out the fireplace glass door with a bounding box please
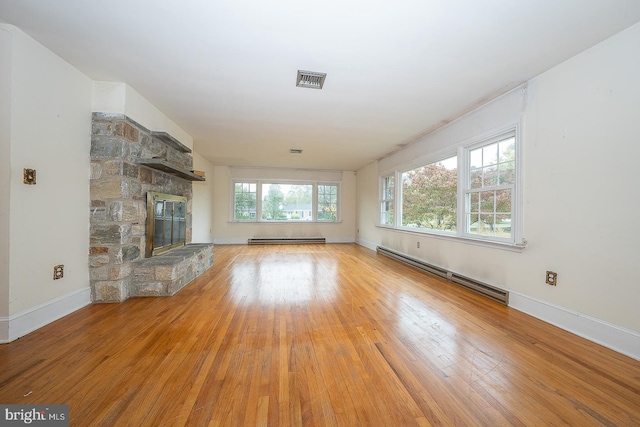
[146,192,187,257]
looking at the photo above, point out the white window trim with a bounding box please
[459,126,521,245]
[316,182,341,222]
[377,120,525,251]
[230,179,342,223]
[231,180,258,222]
[379,174,395,227]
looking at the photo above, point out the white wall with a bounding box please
[91,81,126,114]
[357,23,640,358]
[192,151,215,243]
[123,85,193,151]
[92,81,193,150]
[520,23,640,333]
[355,161,379,250]
[0,27,12,325]
[0,25,94,341]
[212,165,357,243]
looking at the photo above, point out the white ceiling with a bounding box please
[2,1,640,171]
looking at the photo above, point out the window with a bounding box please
[463,132,516,241]
[317,184,338,221]
[261,183,313,221]
[380,175,394,226]
[379,125,521,247]
[231,181,339,222]
[401,156,457,232]
[234,182,257,220]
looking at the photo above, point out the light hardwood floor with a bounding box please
[1,244,639,426]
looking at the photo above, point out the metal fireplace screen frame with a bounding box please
[146,192,187,257]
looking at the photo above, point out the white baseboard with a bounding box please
[355,237,377,251]
[509,292,640,361]
[213,237,248,245]
[326,237,355,243]
[0,287,91,344]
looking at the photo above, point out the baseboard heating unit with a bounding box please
[248,237,326,245]
[376,246,509,305]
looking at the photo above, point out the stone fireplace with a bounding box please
[89,113,213,302]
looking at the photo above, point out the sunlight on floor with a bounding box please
[230,253,338,305]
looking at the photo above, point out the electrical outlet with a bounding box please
[417,241,420,248]
[23,168,36,185]
[546,271,557,286]
[53,265,64,280]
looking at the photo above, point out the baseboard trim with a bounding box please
[355,237,377,251]
[509,291,640,361]
[326,237,355,244]
[0,287,92,344]
[213,238,248,245]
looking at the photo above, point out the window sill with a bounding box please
[375,225,526,253]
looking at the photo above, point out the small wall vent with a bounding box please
[296,70,326,89]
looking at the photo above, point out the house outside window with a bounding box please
[231,181,340,222]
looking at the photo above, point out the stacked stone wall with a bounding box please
[89,113,193,302]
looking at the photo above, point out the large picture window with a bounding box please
[401,156,457,232]
[232,181,339,222]
[379,125,521,247]
[261,183,313,221]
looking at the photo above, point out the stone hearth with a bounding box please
[89,112,213,302]
[132,243,214,296]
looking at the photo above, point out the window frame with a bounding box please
[379,174,395,227]
[230,179,341,223]
[317,183,340,222]
[459,128,520,245]
[232,181,258,222]
[378,122,523,249]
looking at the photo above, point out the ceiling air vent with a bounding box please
[296,70,326,89]
[289,149,303,154]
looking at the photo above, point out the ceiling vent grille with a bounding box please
[296,70,326,89]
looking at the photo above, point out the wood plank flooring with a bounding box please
[1,244,639,426]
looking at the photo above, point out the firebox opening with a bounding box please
[146,192,187,257]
